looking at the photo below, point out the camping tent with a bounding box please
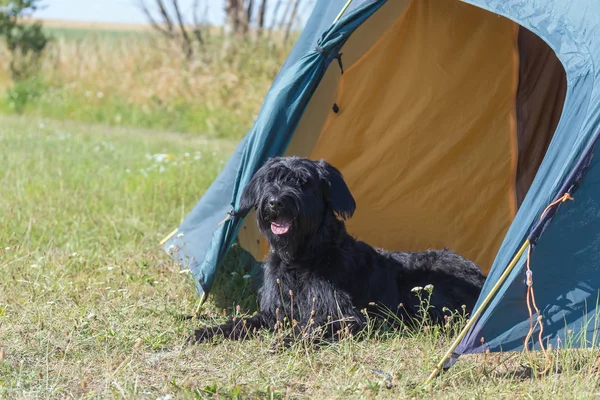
[162,0,600,368]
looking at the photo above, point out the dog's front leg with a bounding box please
[273,314,365,349]
[189,313,272,343]
[309,314,365,341]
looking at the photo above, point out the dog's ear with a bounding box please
[317,159,356,219]
[237,158,278,217]
[238,173,261,217]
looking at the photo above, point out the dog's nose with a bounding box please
[268,198,282,211]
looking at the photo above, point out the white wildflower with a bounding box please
[243,274,251,280]
[151,153,170,163]
[97,92,104,99]
[424,284,434,292]
[31,264,40,269]
[176,233,184,238]
[411,286,423,293]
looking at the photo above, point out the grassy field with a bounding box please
[2,115,600,399]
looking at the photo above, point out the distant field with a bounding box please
[0,18,292,139]
[39,18,152,32]
[39,19,205,39]
[25,18,154,40]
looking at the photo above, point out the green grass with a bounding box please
[0,79,247,138]
[43,26,151,40]
[2,116,600,398]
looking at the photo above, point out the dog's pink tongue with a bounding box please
[271,217,292,235]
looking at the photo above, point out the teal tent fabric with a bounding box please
[454,136,600,356]
[162,0,386,297]
[453,0,600,357]
[163,0,600,363]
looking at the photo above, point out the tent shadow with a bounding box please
[482,278,600,354]
[208,245,261,314]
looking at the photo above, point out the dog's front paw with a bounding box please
[268,334,295,353]
[269,327,313,352]
[187,327,215,344]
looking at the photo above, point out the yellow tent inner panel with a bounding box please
[239,0,520,273]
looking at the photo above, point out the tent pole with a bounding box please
[334,0,355,23]
[159,228,179,246]
[422,239,531,386]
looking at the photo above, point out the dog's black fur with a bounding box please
[191,157,485,343]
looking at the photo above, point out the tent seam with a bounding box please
[508,22,520,219]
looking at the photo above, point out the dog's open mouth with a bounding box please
[271,217,292,235]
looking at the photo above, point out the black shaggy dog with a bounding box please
[191,157,485,343]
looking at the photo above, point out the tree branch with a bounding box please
[156,0,175,33]
[284,0,301,43]
[257,0,267,37]
[137,0,173,38]
[171,0,193,58]
[246,0,254,32]
[192,0,206,45]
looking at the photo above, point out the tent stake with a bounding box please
[422,239,531,386]
[334,0,355,23]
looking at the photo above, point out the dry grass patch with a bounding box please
[0,25,294,138]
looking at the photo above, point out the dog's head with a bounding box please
[238,157,356,258]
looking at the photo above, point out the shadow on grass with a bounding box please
[208,244,262,314]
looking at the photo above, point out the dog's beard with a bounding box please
[258,210,298,263]
[257,197,326,263]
